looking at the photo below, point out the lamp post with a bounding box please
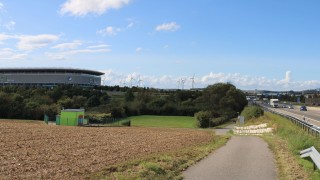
[237,112,240,124]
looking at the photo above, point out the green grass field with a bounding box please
[124,115,197,128]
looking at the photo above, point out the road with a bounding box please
[183,136,277,180]
[262,103,320,127]
[280,106,320,125]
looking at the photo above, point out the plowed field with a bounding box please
[0,120,213,179]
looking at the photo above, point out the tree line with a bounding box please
[0,83,248,127]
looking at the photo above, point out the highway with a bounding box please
[259,102,320,127]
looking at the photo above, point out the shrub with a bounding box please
[111,107,127,118]
[210,116,228,126]
[195,111,212,128]
[241,106,264,120]
[121,120,131,127]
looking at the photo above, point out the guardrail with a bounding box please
[300,146,320,170]
[256,103,320,137]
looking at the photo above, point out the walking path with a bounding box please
[213,124,235,135]
[183,127,277,180]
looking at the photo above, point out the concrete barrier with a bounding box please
[233,123,273,135]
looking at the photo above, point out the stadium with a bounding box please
[0,68,104,87]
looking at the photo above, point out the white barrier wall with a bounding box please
[233,123,273,135]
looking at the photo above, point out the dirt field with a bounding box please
[0,120,213,179]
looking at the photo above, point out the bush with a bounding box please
[121,120,131,126]
[195,111,212,128]
[241,106,264,120]
[111,107,127,118]
[210,116,228,126]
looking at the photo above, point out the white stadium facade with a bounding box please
[0,68,104,87]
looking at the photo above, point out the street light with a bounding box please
[237,112,240,124]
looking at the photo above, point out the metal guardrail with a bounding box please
[256,103,320,137]
[300,146,320,170]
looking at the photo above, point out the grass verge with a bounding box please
[123,115,197,129]
[256,112,320,180]
[89,134,230,180]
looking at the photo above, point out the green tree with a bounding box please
[0,92,12,118]
[8,94,25,119]
[100,94,110,104]
[125,89,135,102]
[72,96,87,108]
[195,83,247,128]
[58,97,73,109]
[86,95,100,107]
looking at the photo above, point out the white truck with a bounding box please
[270,99,279,108]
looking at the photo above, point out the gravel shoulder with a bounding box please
[183,136,277,180]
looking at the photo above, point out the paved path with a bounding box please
[213,124,235,135]
[183,136,276,180]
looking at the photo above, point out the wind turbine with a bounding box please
[130,75,134,88]
[190,74,195,89]
[181,78,186,90]
[123,81,127,87]
[101,75,106,86]
[137,75,143,87]
[177,79,181,89]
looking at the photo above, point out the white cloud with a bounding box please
[4,21,15,30]
[126,18,135,29]
[87,44,111,49]
[0,33,13,42]
[46,47,111,60]
[0,48,27,60]
[68,48,111,54]
[97,26,121,36]
[52,40,82,50]
[97,70,320,91]
[155,22,180,32]
[127,22,134,28]
[284,71,291,83]
[60,0,131,16]
[136,47,142,52]
[0,3,4,11]
[17,34,59,51]
[46,52,66,61]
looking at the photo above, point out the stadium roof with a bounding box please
[0,68,104,76]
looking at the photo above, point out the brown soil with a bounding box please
[0,120,212,180]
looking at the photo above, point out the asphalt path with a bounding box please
[213,124,235,135]
[183,136,277,180]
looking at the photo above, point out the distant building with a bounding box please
[0,68,104,87]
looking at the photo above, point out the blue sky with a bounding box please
[0,0,320,90]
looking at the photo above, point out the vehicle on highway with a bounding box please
[288,104,294,109]
[270,99,279,108]
[300,105,307,111]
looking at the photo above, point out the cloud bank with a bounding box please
[100,70,320,91]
